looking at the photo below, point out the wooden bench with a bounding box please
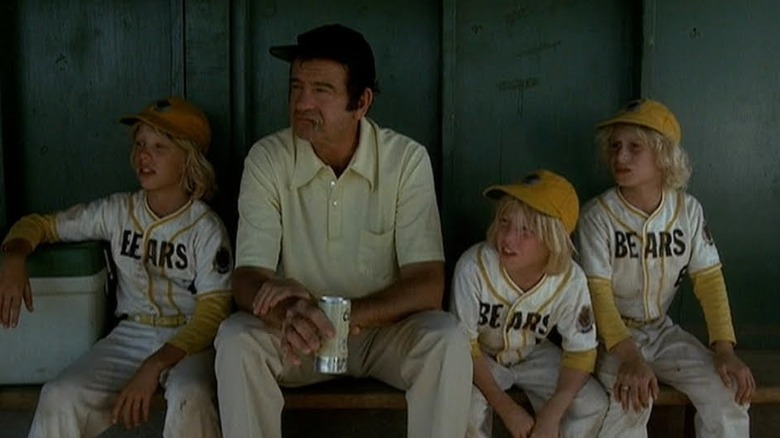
[2,350,778,412]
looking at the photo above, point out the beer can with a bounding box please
[315,296,351,374]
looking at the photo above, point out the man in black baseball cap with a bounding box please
[216,23,471,438]
[269,23,378,111]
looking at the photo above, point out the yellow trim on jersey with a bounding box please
[126,313,188,327]
[615,189,653,219]
[500,265,530,299]
[666,191,684,228]
[498,265,572,363]
[476,246,511,307]
[562,349,597,373]
[165,279,181,315]
[597,196,639,235]
[2,214,60,250]
[691,265,736,345]
[168,210,211,242]
[536,265,572,315]
[162,209,212,315]
[138,200,201,316]
[598,195,644,317]
[600,194,658,319]
[128,196,143,233]
[587,277,631,350]
[167,293,232,355]
[654,192,684,317]
[509,266,569,357]
[141,260,162,315]
[143,197,194,224]
[129,194,162,314]
[140,226,162,315]
[469,339,483,358]
[639,196,665,321]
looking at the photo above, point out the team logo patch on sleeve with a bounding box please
[577,306,594,333]
[214,247,232,274]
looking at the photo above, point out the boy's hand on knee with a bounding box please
[0,253,33,329]
[529,414,559,438]
[497,402,534,438]
[615,356,658,412]
[112,363,161,429]
[713,341,755,404]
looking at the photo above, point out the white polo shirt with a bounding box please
[236,117,444,299]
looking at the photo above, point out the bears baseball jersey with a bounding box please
[53,191,232,317]
[577,188,721,323]
[450,242,596,367]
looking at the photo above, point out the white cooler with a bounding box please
[0,241,109,384]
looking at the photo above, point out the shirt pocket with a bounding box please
[357,229,397,282]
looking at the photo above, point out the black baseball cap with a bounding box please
[269,24,377,92]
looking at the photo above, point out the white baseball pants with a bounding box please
[28,320,220,438]
[467,340,608,438]
[214,310,472,438]
[596,317,749,438]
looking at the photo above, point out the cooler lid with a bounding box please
[24,241,106,277]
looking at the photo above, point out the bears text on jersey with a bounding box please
[478,302,551,337]
[614,229,686,259]
[120,229,188,269]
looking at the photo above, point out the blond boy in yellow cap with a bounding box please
[450,169,608,438]
[577,99,754,437]
[0,97,232,437]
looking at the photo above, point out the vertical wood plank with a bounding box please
[641,0,780,348]
[183,0,235,231]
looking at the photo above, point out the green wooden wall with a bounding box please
[441,0,639,262]
[0,0,777,348]
[643,0,780,348]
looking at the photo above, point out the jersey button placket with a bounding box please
[504,300,524,365]
[640,222,653,321]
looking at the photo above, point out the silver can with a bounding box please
[315,296,351,374]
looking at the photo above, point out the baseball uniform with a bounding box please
[10,190,232,438]
[450,242,607,438]
[577,187,749,437]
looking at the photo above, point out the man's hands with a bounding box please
[250,279,335,366]
[713,341,755,404]
[279,297,334,366]
[252,277,311,317]
[0,250,33,328]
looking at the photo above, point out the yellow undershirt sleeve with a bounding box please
[690,266,736,345]
[469,339,483,358]
[562,349,597,373]
[587,278,631,351]
[167,294,232,355]
[2,214,59,250]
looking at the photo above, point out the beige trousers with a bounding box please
[596,317,749,438]
[28,321,220,438]
[467,340,608,438]
[214,310,472,438]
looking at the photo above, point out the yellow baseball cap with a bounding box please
[596,99,681,145]
[483,169,580,234]
[120,97,211,153]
